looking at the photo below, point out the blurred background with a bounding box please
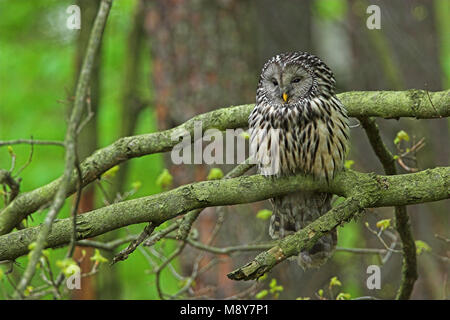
[0,0,448,299]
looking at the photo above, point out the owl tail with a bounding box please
[269,191,337,270]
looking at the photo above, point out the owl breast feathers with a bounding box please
[248,52,349,269]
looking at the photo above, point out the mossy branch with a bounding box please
[0,167,448,262]
[228,197,364,281]
[0,89,449,236]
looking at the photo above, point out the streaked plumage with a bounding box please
[249,52,349,269]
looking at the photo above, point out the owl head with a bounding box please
[256,52,336,106]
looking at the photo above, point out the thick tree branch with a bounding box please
[0,167,448,262]
[176,158,255,240]
[0,89,448,236]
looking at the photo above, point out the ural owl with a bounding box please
[249,52,349,269]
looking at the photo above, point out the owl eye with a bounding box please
[291,77,302,83]
[271,78,278,86]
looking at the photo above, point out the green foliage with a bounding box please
[376,218,391,231]
[207,168,224,180]
[102,165,119,179]
[317,289,324,298]
[255,289,268,299]
[415,240,432,255]
[156,169,173,190]
[132,181,142,191]
[56,258,80,277]
[90,249,108,264]
[269,278,284,299]
[336,292,351,300]
[240,131,250,140]
[256,209,272,220]
[394,130,410,145]
[344,159,355,169]
[329,276,342,289]
[0,0,177,299]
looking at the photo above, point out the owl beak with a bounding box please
[282,92,289,103]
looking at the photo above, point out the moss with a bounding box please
[1,167,448,262]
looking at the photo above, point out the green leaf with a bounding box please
[329,276,342,288]
[415,240,431,255]
[255,289,268,299]
[376,219,391,231]
[156,169,173,189]
[102,165,119,178]
[394,130,410,144]
[269,278,283,294]
[336,292,351,300]
[132,181,142,190]
[318,289,324,297]
[90,249,108,264]
[258,273,268,282]
[296,297,311,300]
[207,168,224,180]
[7,146,15,157]
[344,160,354,169]
[56,258,80,277]
[24,286,33,297]
[240,131,250,140]
[269,278,277,289]
[256,209,272,220]
[0,268,4,281]
[42,249,51,259]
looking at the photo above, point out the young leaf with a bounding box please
[344,160,354,169]
[156,169,173,189]
[256,209,272,220]
[255,289,268,299]
[56,258,80,277]
[132,181,142,190]
[329,276,342,288]
[7,146,14,157]
[376,219,391,231]
[257,273,268,282]
[102,165,119,178]
[207,168,224,180]
[90,249,108,264]
[394,130,410,144]
[240,131,250,140]
[336,292,351,300]
[415,240,431,255]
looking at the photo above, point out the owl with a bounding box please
[249,52,349,269]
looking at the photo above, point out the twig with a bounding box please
[228,197,364,281]
[1,89,449,236]
[12,0,113,299]
[112,222,156,265]
[14,140,34,178]
[359,116,418,300]
[0,170,20,204]
[0,139,65,147]
[176,158,255,240]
